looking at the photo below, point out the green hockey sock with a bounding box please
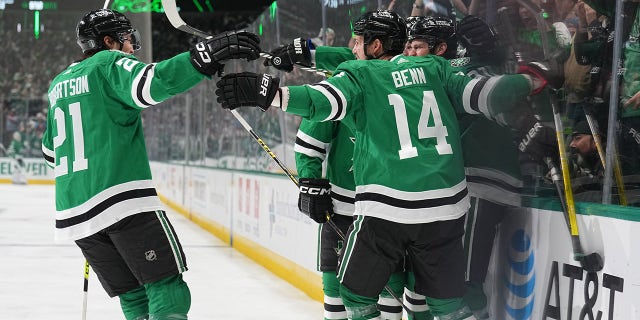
[145,274,190,318]
[323,272,347,320]
[339,284,379,320]
[119,286,149,320]
[425,296,469,318]
[463,281,487,312]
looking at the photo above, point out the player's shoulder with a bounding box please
[91,49,138,63]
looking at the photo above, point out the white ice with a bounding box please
[0,184,323,319]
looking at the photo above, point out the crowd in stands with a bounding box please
[3,0,639,204]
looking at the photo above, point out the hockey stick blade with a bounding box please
[162,0,329,75]
[162,0,211,39]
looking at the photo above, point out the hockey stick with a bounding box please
[583,106,627,205]
[161,0,343,232]
[161,0,410,312]
[82,260,90,320]
[159,0,329,76]
[543,157,603,271]
[515,0,603,272]
[80,3,114,319]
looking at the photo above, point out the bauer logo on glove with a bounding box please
[264,37,312,72]
[215,72,280,111]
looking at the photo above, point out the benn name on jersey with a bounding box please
[391,67,427,88]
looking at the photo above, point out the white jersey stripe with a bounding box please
[42,144,54,167]
[478,75,503,119]
[309,81,347,121]
[56,180,159,219]
[331,184,355,216]
[132,63,160,108]
[357,179,467,201]
[462,78,482,115]
[294,130,327,160]
[54,196,163,242]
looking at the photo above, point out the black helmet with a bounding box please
[405,16,422,30]
[408,16,457,58]
[352,10,407,56]
[76,9,141,54]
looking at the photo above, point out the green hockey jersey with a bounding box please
[42,50,205,241]
[295,120,356,216]
[281,55,532,223]
[295,46,357,216]
[450,57,523,207]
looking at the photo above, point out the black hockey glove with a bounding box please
[513,115,559,164]
[457,15,498,56]
[263,38,312,72]
[298,178,334,224]
[190,30,261,76]
[215,72,280,111]
[517,61,563,95]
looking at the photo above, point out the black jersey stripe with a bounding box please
[55,188,158,229]
[468,77,488,113]
[466,175,523,194]
[332,190,355,204]
[317,83,344,121]
[295,136,326,155]
[355,188,468,209]
[42,151,54,165]
[135,65,154,107]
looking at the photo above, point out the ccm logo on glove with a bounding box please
[194,42,212,63]
[299,185,330,195]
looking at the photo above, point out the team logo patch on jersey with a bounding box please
[145,250,157,261]
[450,57,470,68]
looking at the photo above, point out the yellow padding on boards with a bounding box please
[157,192,323,302]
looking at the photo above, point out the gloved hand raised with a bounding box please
[263,38,312,72]
[190,30,261,76]
[298,178,334,224]
[457,15,498,56]
[517,61,563,95]
[215,72,280,111]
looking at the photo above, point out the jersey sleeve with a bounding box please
[97,51,205,110]
[314,46,355,71]
[283,61,363,124]
[294,119,335,179]
[444,63,533,126]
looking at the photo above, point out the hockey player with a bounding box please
[404,16,458,59]
[41,9,260,320]
[266,31,405,320]
[7,131,27,184]
[216,10,553,320]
